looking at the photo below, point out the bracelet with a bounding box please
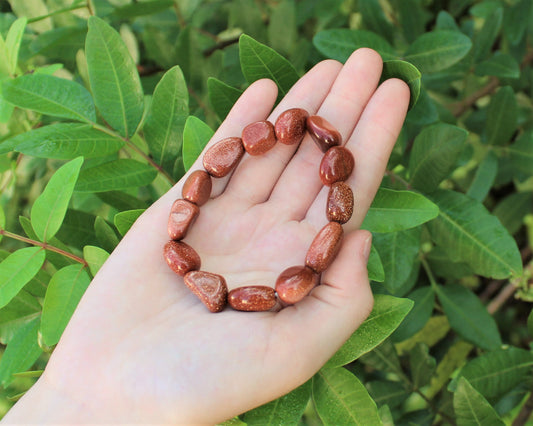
[163,108,355,313]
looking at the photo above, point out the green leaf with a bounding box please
[362,188,439,233]
[404,30,472,73]
[367,380,409,409]
[0,317,41,387]
[0,247,46,309]
[207,77,243,121]
[381,60,421,109]
[40,265,90,346]
[373,227,421,295]
[313,29,397,62]
[409,343,436,389]
[506,131,533,175]
[5,17,26,76]
[0,204,4,243]
[427,189,522,278]
[475,52,520,79]
[83,245,110,278]
[359,0,395,43]
[436,283,501,350]
[391,286,435,342]
[112,0,174,18]
[472,8,503,63]
[86,16,144,138]
[452,348,533,400]
[359,339,403,375]
[493,191,533,235]
[528,309,533,337]
[182,116,214,172]
[454,377,505,426]
[313,368,381,426]
[75,159,157,193]
[367,244,384,282]
[0,289,40,344]
[409,123,468,193]
[466,150,498,202]
[485,86,517,146]
[267,0,297,56]
[503,0,530,45]
[242,380,310,425]
[143,66,189,174]
[55,209,98,250]
[114,209,145,236]
[325,294,413,368]
[94,216,119,253]
[96,191,148,212]
[31,157,83,242]
[239,34,299,101]
[2,74,96,123]
[7,123,124,159]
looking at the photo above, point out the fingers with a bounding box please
[305,78,411,230]
[223,59,342,205]
[268,49,383,219]
[270,230,374,381]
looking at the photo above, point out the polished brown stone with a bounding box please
[306,115,342,153]
[228,286,277,311]
[203,137,244,178]
[319,146,354,186]
[182,170,212,206]
[167,199,199,240]
[305,222,343,273]
[242,121,277,155]
[275,266,319,305]
[184,271,228,313]
[163,240,201,276]
[327,182,354,224]
[274,108,309,145]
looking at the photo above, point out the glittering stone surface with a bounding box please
[167,199,199,240]
[184,271,228,313]
[203,137,244,178]
[327,182,354,224]
[228,286,277,311]
[305,222,343,273]
[274,108,309,145]
[306,115,342,153]
[164,240,201,276]
[275,265,319,305]
[319,146,354,186]
[242,121,277,155]
[182,170,212,206]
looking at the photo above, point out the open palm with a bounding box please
[4,48,409,424]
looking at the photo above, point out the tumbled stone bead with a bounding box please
[274,108,309,145]
[228,286,277,311]
[327,182,354,224]
[167,199,199,240]
[184,270,228,313]
[182,170,212,206]
[242,121,277,155]
[164,240,201,276]
[203,137,244,178]
[305,222,343,273]
[306,115,342,153]
[319,146,355,186]
[275,266,319,305]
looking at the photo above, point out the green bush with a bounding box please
[0,0,532,424]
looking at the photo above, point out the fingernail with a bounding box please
[362,232,372,264]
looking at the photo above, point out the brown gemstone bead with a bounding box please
[184,271,228,313]
[319,146,355,186]
[167,199,199,240]
[306,115,342,153]
[203,137,244,178]
[275,266,319,305]
[182,170,212,206]
[163,240,201,276]
[327,182,354,224]
[305,222,343,273]
[242,121,277,155]
[274,108,309,145]
[228,286,277,311]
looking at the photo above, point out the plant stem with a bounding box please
[420,257,439,291]
[513,392,533,426]
[27,2,88,23]
[0,229,88,267]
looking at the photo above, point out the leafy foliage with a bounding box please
[0,0,532,424]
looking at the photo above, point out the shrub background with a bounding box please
[0,0,532,424]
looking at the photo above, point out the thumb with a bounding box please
[272,229,374,376]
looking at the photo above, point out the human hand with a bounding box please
[3,48,409,424]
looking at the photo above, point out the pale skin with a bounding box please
[3,48,409,424]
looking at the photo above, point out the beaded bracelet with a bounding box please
[163,108,355,313]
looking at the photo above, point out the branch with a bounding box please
[513,391,533,426]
